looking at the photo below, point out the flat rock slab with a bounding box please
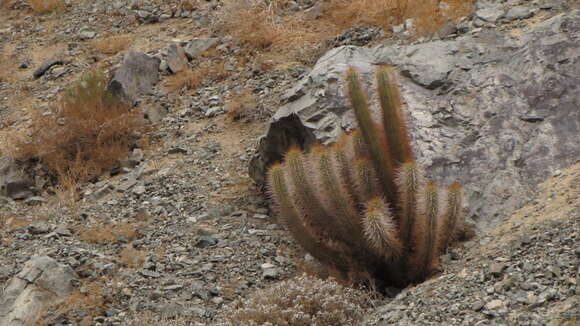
[107,51,160,104]
[249,11,580,230]
[0,256,77,326]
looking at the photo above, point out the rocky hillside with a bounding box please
[0,0,578,325]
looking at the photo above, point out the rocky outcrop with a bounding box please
[249,11,579,230]
[0,157,34,200]
[0,256,77,326]
[107,51,161,104]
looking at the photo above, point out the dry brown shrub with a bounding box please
[164,55,230,93]
[219,0,474,65]
[216,274,372,326]
[36,278,116,326]
[178,0,198,11]
[12,69,146,187]
[119,244,146,268]
[29,0,64,14]
[227,89,259,122]
[91,35,132,55]
[78,223,140,244]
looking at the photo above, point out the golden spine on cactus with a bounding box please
[353,157,378,203]
[268,163,350,271]
[285,148,336,237]
[310,145,362,243]
[395,161,421,248]
[376,66,414,164]
[346,68,397,206]
[332,136,359,207]
[411,182,440,280]
[363,197,403,259]
[439,181,463,252]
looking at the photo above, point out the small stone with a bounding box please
[78,28,97,40]
[504,7,533,21]
[132,185,146,195]
[471,301,484,311]
[485,299,504,310]
[553,169,562,177]
[195,235,218,248]
[489,263,506,277]
[262,267,280,280]
[54,224,72,237]
[139,270,161,278]
[28,222,51,235]
[475,7,505,23]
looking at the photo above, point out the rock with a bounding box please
[23,196,46,205]
[0,256,77,326]
[89,183,115,201]
[476,7,506,23]
[78,27,97,40]
[195,235,218,248]
[28,222,51,235]
[249,11,580,230]
[32,58,63,79]
[107,51,160,104]
[504,7,534,21]
[139,270,161,278]
[166,42,188,74]
[485,299,504,310]
[489,263,506,277]
[128,148,144,167]
[132,184,146,195]
[0,157,34,200]
[184,38,219,59]
[144,106,168,124]
[471,301,484,311]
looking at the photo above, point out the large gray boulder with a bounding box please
[107,51,161,104]
[249,11,579,230]
[0,157,34,200]
[0,256,77,326]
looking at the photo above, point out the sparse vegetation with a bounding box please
[118,244,146,268]
[164,55,229,93]
[219,0,475,66]
[29,0,64,14]
[78,222,141,244]
[227,89,269,122]
[91,35,132,55]
[217,274,371,326]
[268,67,472,288]
[125,312,191,326]
[11,69,146,187]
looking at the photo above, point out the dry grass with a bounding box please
[219,0,474,66]
[125,312,191,326]
[91,35,132,55]
[164,53,229,93]
[29,0,64,14]
[227,90,262,122]
[11,69,146,187]
[217,274,372,326]
[35,278,116,326]
[119,244,146,268]
[78,222,141,244]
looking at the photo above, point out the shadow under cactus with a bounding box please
[268,66,474,289]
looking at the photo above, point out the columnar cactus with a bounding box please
[267,66,471,287]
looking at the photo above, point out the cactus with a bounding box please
[267,66,471,287]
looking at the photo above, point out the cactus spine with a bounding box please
[267,67,470,288]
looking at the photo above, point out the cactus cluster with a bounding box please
[267,67,471,287]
